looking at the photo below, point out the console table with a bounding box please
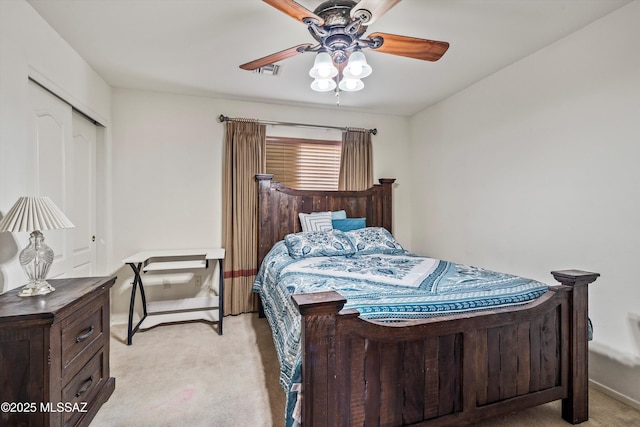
[123,248,225,345]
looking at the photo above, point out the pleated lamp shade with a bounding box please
[0,196,74,232]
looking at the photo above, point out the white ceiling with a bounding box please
[27,0,632,116]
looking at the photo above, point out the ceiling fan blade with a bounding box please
[240,44,313,70]
[351,0,401,25]
[262,0,324,25]
[367,32,449,61]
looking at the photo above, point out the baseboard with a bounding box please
[589,348,640,411]
[589,379,640,411]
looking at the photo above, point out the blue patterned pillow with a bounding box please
[332,218,366,232]
[345,227,405,255]
[285,230,356,259]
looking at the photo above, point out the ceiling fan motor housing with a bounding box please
[309,0,368,63]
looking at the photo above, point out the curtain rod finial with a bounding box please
[371,128,377,135]
[218,114,228,123]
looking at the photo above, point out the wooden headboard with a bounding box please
[256,174,395,266]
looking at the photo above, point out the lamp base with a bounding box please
[18,230,55,297]
[18,280,56,297]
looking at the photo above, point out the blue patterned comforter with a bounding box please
[253,241,548,426]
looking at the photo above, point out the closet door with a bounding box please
[27,81,97,278]
[70,111,97,276]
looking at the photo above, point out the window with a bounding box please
[266,136,342,190]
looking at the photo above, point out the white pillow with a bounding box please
[299,212,333,232]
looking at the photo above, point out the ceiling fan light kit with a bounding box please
[310,49,369,92]
[241,0,449,95]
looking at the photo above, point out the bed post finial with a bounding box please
[256,173,274,182]
[551,269,599,424]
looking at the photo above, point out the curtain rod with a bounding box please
[217,114,377,135]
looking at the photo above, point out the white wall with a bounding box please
[409,1,640,404]
[0,0,112,292]
[109,89,412,322]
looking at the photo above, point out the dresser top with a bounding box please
[0,276,116,323]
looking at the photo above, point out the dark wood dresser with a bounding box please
[0,276,116,427]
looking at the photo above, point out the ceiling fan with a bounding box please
[240,0,449,92]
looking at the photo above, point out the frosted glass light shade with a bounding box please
[311,78,337,92]
[0,196,74,297]
[339,78,364,92]
[343,51,372,79]
[309,52,338,79]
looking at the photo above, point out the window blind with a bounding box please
[266,136,342,190]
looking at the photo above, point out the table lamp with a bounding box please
[0,196,75,296]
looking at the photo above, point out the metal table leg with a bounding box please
[218,258,224,335]
[127,262,148,345]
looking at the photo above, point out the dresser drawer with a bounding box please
[61,347,106,427]
[61,294,105,378]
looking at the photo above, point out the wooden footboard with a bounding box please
[292,270,599,427]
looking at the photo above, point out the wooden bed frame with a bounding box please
[256,174,599,427]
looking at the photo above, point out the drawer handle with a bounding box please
[76,375,94,397]
[76,325,95,343]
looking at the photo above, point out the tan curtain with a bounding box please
[222,121,266,315]
[338,129,373,191]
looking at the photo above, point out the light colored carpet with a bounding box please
[90,315,285,427]
[91,314,639,427]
